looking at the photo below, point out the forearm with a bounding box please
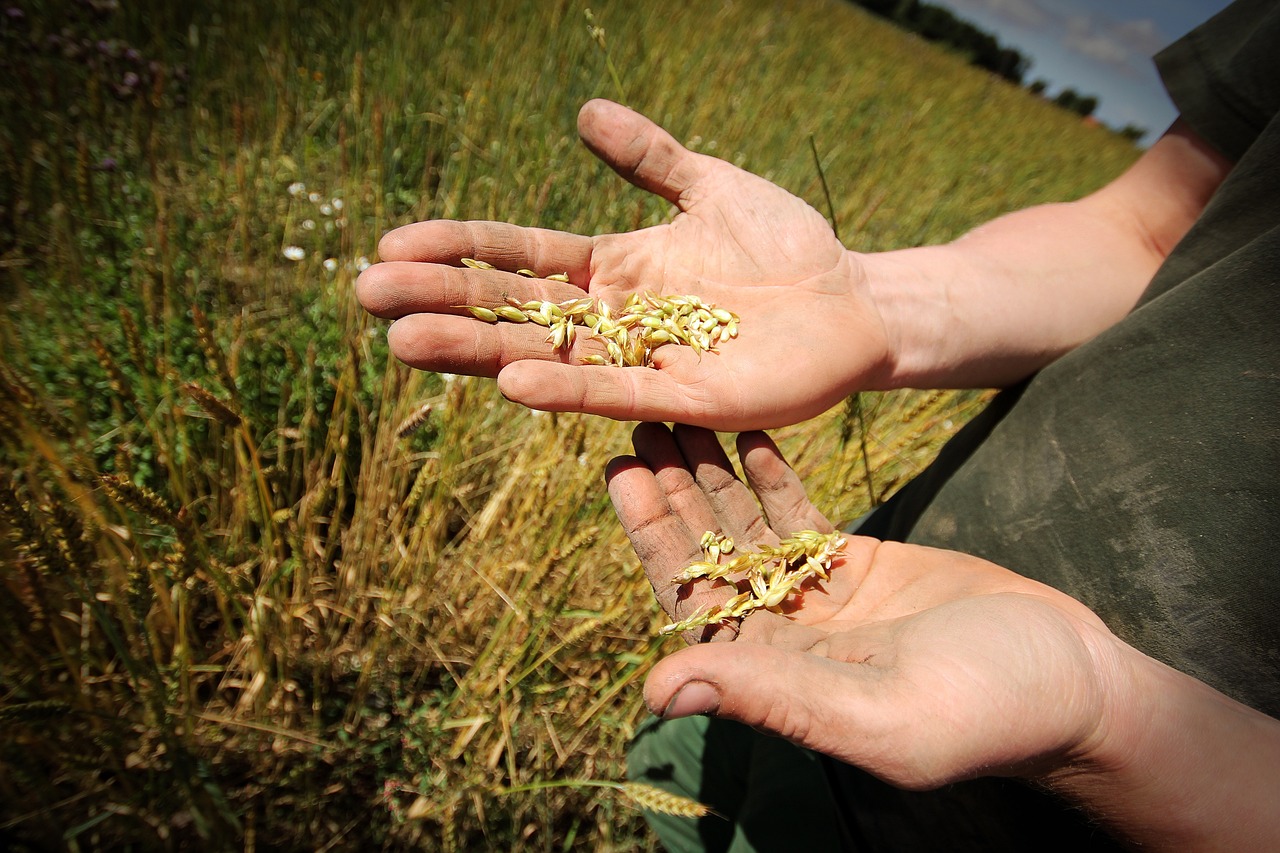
[860,200,1158,388]
[860,120,1231,390]
[1044,638,1280,851]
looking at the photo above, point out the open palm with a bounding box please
[606,424,1123,790]
[356,100,890,430]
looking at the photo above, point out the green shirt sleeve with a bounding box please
[1155,0,1280,161]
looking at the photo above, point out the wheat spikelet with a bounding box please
[0,364,73,440]
[47,500,96,574]
[521,525,600,603]
[441,796,460,853]
[191,305,238,395]
[183,382,243,427]
[191,303,217,360]
[126,562,156,623]
[99,474,179,527]
[897,389,945,425]
[619,782,711,818]
[0,481,58,625]
[171,505,200,580]
[558,602,626,648]
[402,457,437,519]
[118,306,147,374]
[559,616,602,648]
[550,524,599,562]
[112,444,134,480]
[0,699,75,723]
[0,479,71,577]
[662,530,845,635]
[395,403,433,438]
[0,361,35,407]
[90,337,135,403]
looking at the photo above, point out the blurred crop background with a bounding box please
[0,0,1138,849]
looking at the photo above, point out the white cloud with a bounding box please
[1112,17,1166,56]
[942,0,1170,74]
[1064,16,1129,64]
[945,0,1051,28]
[981,0,1051,27]
[1062,14,1166,75]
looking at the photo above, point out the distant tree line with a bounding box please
[1028,80,1146,140]
[849,0,1029,83]
[1029,80,1098,118]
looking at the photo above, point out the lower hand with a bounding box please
[606,424,1125,790]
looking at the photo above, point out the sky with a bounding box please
[934,0,1235,142]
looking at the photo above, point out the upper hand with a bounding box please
[356,100,891,431]
[606,424,1126,790]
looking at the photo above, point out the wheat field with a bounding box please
[0,0,1139,849]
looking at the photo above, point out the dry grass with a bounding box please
[0,0,1136,848]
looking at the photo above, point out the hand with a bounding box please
[605,423,1125,790]
[356,100,891,431]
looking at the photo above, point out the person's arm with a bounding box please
[607,424,1280,850]
[358,102,1231,429]
[864,119,1232,388]
[1044,643,1280,851]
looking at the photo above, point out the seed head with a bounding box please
[395,403,433,438]
[619,783,712,819]
[460,272,740,368]
[659,530,844,636]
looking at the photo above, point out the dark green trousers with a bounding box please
[627,712,1126,851]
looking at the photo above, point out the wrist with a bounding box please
[854,245,970,390]
[1038,629,1280,850]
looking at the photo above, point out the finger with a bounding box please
[643,640,883,767]
[386,314,604,376]
[629,423,722,537]
[737,431,834,535]
[357,261,589,320]
[577,99,720,208]
[377,220,593,281]
[605,452,701,585]
[496,360,715,426]
[605,451,737,640]
[671,425,776,548]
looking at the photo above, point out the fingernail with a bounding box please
[662,681,720,720]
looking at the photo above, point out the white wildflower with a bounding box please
[355,256,371,271]
[301,219,316,231]
[288,181,306,197]
[308,191,321,203]
[331,198,344,210]
[319,203,333,216]
[283,245,306,261]
[323,258,338,272]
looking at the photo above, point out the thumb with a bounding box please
[577,99,717,208]
[643,638,864,755]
